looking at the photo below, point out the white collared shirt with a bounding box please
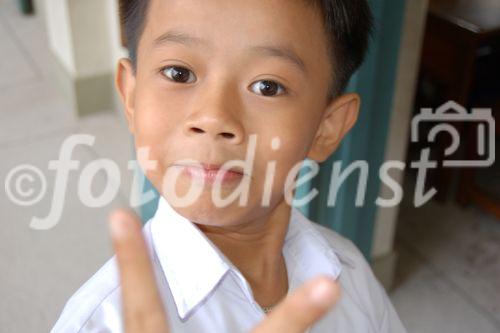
[51,196,407,333]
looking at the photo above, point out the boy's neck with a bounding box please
[197,199,292,308]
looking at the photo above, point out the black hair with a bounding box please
[120,0,373,100]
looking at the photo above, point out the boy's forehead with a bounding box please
[141,0,330,74]
[145,0,317,41]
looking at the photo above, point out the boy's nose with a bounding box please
[184,115,243,144]
[182,109,245,145]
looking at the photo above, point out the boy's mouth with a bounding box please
[171,162,246,185]
[199,163,243,173]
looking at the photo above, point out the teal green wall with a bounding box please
[296,0,407,260]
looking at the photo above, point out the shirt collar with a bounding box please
[150,196,231,320]
[150,196,345,320]
[284,207,344,290]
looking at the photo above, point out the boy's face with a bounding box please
[117,0,360,227]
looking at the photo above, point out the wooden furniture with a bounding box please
[417,0,500,217]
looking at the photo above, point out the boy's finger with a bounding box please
[252,276,340,333]
[109,209,170,333]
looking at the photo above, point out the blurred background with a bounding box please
[0,0,498,332]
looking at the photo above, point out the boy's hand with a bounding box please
[109,209,340,333]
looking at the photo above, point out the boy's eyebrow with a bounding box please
[250,45,307,75]
[153,29,307,74]
[153,30,209,48]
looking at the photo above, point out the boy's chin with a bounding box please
[167,197,260,228]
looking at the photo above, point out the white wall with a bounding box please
[44,0,75,74]
[371,0,429,258]
[106,0,129,66]
[68,0,113,78]
[43,0,125,78]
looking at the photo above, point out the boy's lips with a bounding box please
[199,163,244,173]
[175,162,245,174]
[172,162,246,184]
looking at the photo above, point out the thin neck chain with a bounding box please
[261,305,274,314]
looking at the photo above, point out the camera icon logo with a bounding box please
[411,101,495,167]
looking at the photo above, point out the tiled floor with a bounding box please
[391,189,500,333]
[0,1,499,333]
[0,2,133,332]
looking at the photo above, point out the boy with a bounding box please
[52,0,407,332]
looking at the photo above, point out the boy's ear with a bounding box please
[115,58,137,134]
[307,93,360,163]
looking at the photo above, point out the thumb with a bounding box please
[252,276,340,333]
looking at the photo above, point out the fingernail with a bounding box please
[309,278,338,307]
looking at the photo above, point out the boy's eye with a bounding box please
[250,80,287,97]
[160,66,286,97]
[161,66,196,83]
